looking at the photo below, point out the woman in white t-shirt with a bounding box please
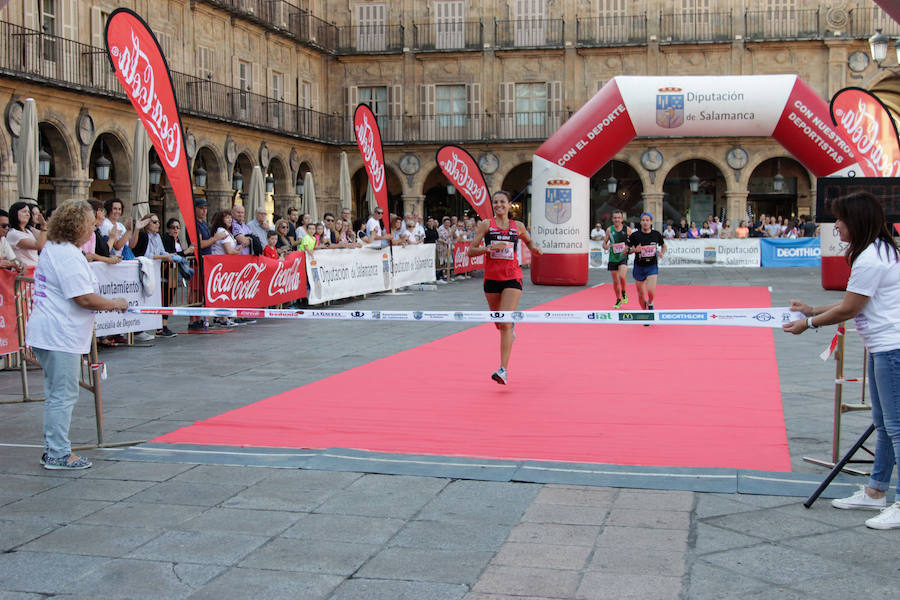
[99,198,130,257]
[784,191,900,530]
[208,210,239,255]
[6,201,46,268]
[25,200,128,470]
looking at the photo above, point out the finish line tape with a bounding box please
[127,306,804,328]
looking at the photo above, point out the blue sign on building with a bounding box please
[760,238,821,267]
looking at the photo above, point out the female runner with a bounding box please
[468,191,542,385]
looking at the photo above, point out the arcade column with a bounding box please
[205,189,234,213]
[52,177,91,203]
[402,195,424,218]
[641,191,664,229]
[725,190,748,226]
[0,172,15,209]
[274,194,299,218]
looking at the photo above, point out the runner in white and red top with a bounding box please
[468,191,542,385]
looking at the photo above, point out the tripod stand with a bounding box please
[804,424,875,509]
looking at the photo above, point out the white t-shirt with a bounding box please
[210,228,236,255]
[6,228,39,267]
[26,241,98,354]
[590,227,606,241]
[846,240,900,353]
[366,217,387,247]
[393,229,410,242]
[99,218,128,256]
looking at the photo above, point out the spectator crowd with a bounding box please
[591,213,820,242]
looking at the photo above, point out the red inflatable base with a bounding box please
[821,256,850,291]
[530,253,588,286]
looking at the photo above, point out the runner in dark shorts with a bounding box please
[626,212,666,322]
[469,191,542,385]
[602,209,631,308]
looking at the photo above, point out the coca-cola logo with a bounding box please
[206,261,265,303]
[355,112,385,193]
[268,258,303,296]
[834,92,900,177]
[109,29,182,169]
[440,151,488,207]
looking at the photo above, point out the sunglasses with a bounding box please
[325,218,334,222]
[0,224,9,229]
[150,220,159,224]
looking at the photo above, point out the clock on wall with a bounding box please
[478,152,499,174]
[399,153,420,175]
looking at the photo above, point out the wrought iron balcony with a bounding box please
[494,19,564,49]
[335,24,405,54]
[412,21,483,52]
[848,6,900,37]
[576,14,648,47]
[201,0,337,52]
[659,11,733,44]
[744,8,821,41]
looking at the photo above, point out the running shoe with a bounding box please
[831,486,887,510]
[134,331,155,342]
[156,327,177,338]
[43,453,92,470]
[491,367,508,385]
[187,321,204,331]
[866,502,900,529]
[621,292,628,304]
[614,298,623,309]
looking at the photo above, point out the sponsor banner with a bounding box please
[93,261,162,335]
[436,146,492,220]
[391,244,436,288]
[454,241,484,274]
[105,10,196,261]
[130,305,804,328]
[760,238,821,267]
[588,239,761,268]
[830,87,900,177]
[306,247,388,304]
[530,157,590,256]
[204,252,307,307]
[0,270,19,356]
[819,222,847,258]
[354,104,390,225]
[518,242,532,266]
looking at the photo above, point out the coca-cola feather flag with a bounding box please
[436,145,492,221]
[830,87,900,178]
[354,104,390,230]
[105,9,196,259]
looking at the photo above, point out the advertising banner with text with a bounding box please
[454,242,485,274]
[204,252,307,308]
[307,247,390,305]
[391,244,436,288]
[589,239,760,268]
[760,238,821,267]
[0,270,19,356]
[93,261,162,335]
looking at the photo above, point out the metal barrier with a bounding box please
[160,256,204,308]
[803,322,873,475]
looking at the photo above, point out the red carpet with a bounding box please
[155,285,791,471]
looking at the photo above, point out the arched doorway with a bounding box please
[662,160,725,226]
[747,157,808,219]
[231,152,254,206]
[500,163,532,224]
[268,155,290,219]
[350,165,403,218]
[588,160,643,226]
[421,166,458,221]
[89,131,131,206]
[37,122,75,212]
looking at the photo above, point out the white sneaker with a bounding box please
[866,502,900,529]
[831,486,887,510]
[133,331,155,342]
[491,367,507,385]
[436,279,448,285]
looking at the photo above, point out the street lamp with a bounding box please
[232,170,243,192]
[38,148,51,177]
[149,161,162,185]
[95,139,111,181]
[607,161,617,194]
[265,173,275,193]
[868,29,900,65]
[773,159,784,193]
[689,161,700,193]
[295,177,304,197]
[194,164,208,188]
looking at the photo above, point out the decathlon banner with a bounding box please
[354,104,389,227]
[760,238,821,267]
[437,146,492,221]
[129,305,805,328]
[105,10,196,263]
[831,87,900,177]
[391,244,436,288]
[454,241,484,274]
[204,252,307,308]
[93,261,162,335]
[307,247,389,304]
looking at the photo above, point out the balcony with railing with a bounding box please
[201,0,337,52]
[412,21,483,52]
[659,11,733,44]
[335,24,405,54]
[849,6,900,37]
[494,19,565,49]
[745,8,821,41]
[576,14,648,47]
[352,111,569,145]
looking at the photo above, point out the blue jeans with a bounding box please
[33,348,82,459]
[868,348,900,495]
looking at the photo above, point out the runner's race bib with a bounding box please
[640,245,657,258]
[612,242,626,254]
[490,242,515,260]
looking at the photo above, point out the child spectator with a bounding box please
[264,230,279,259]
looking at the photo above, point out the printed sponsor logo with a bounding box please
[349,311,365,318]
[545,179,572,225]
[371,311,381,319]
[310,311,342,318]
[354,109,385,193]
[710,313,744,320]
[775,247,821,258]
[413,311,424,320]
[619,312,655,321]
[380,312,409,320]
[833,90,900,177]
[267,257,304,297]
[659,312,708,321]
[656,87,684,129]
[490,311,505,319]
[453,312,465,321]
[206,261,265,303]
[587,312,612,320]
[236,310,265,318]
[438,148,489,210]
[511,311,525,321]
[753,312,775,322]
[213,309,232,317]
[422,312,449,320]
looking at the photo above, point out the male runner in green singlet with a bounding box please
[602,210,630,308]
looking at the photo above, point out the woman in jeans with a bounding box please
[26,200,128,469]
[784,191,900,529]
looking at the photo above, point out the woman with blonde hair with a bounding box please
[26,200,128,469]
[274,219,292,256]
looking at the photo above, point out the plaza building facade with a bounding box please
[0,0,897,229]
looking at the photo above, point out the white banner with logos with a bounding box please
[307,247,390,305]
[93,260,162,335]
[390,244,436,288]
[589,239,760,268]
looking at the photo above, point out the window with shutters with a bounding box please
[356,3,386,52]
[436,84,466,128]
[271,71,284,127]
[515,83,546,128]
[515,0,545,47]
[597,0,627,40]
[238,60,252,117]
[435,1,464,50]
[40,0,57,61]
[678,0,710,39]
[598,0,627,16]
[197,46,214,80]
[359,85,388,129]
[301,81,313,108]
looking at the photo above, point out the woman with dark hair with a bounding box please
[785,191,900,529]
[7,201,46,268]
[209,210,239,255]
[467,190,543,385]
[26,200,128,469]
[100,198,131,257]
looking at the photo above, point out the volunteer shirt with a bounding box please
[26,241,98,354]
[846,241,900,353]
[627,229,665,267]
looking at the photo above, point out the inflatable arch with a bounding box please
[530,75,868,285]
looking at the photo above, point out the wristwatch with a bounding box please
[807,316,818,329]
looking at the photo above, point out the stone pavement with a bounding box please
[1,267,898,599]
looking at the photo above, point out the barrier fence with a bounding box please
[588,238,822,269]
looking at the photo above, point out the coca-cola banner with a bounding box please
[454,241,485,274]
[436,146,492,220]
[830,87,900,178]
[307,247,390,305]
[354,104,390,225]
[0,269,19,357]
[204,252,307,308]
[105,9,196,261]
